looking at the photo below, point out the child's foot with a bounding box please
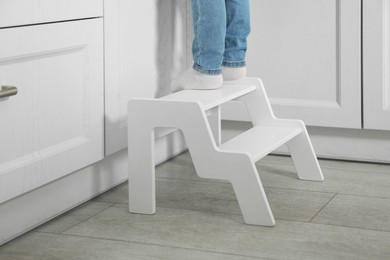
[222,66,247,81]
[170,68,223,93]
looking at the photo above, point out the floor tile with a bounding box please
[0,232,262,260]
[156,154,205,182]
[311,194,390,231]
[258,154,390,174]
[36,201,113,234]
[318,159,390,174]
[63,205,390,260]
[93,185,127,204]
[168,151,390,177]
[156,179,335,222]
[156,152,390,199]
[94,179,234,206]
[265,188,335,222]
[256,154,294,166]
[156,152,234,183]
[94,179,334,222]
[257,163,390,198]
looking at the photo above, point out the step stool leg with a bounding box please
[128,129,156,214]
[225,154,275,226]
[286,129,324,181]
[207,106,221,145]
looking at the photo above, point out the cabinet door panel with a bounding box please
[0,0,103,28]
[363,0,390,130]
[0,19,104,203]
[104,0,173,155]
[222,0,361,128]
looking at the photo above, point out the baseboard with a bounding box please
[0,131,186,246]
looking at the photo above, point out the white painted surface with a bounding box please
[220,126,301,162]
[222,121,390,164]
[161,84,256,110]
[0,19,104,204]
[218,0,361,128]
[0,132,186,246]
[363,0,390,130]
[104,0,175,155]
[128,78,322,226]
[0,0,103,28]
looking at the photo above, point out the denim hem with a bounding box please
[222,60,246,68]
[193,63,222,75]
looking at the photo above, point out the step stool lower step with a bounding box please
[219,125,302,162]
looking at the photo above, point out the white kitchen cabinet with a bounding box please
[0,0,188,245]
[0,18,104,203]
[363,0,390,130]
[0,0,103,28]
[221,0,361,129]
[104,0,175,155]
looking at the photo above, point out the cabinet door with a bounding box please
[222,0,361,128]
[104,0,173,155]
[0,19,104,203]
[0,0,103,28]
[363,0,390,130]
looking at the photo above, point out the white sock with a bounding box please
[222,66,247,81]
[170,68,223,93]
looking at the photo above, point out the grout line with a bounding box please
[95,201,326,225]
[306,221,390,234]
[58,203,116,234]
[153,204,337,225]
[264,186,336,195]
[61,203,390,239]
[156,175,228,183]
[337,192,390,200]
[164,153,390,176]
[154,205,242,216]
[55,232,271,260]
[256,160,390,175]
[261,153,390,166]
[128,205,306,226]
[156,176,228,184]
[157,169,390,199]
[152,205,322,225]
[307,214,390,234]
[33,201,115,234]
[177,150,390,167]
[35,230,58,234]
[32,202,390,237]
[309,193,338,223]
[156,175,339,196]
[159,177,390,200]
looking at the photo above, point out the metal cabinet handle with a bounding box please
[0,86,18,98]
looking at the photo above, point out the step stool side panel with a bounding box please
[286,123,324,181]
[217,152,275,226]
[128,98,224,185]
[234,78,324,182]
[128,99,157,214]
[207,106,221,146]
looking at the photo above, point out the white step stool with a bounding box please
[128,77,324,226]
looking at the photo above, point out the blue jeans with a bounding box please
[192,0,250,75]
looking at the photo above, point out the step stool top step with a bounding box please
[161,84,256,110]
[219,126,302,162]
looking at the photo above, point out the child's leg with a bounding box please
[223,0,250,80]
[171,0,225,92]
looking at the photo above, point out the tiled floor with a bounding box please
[1,152,390,260]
